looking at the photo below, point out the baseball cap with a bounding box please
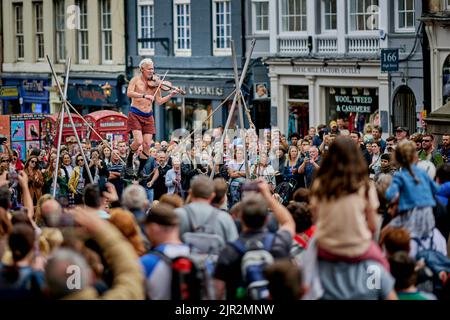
[144,203,179,226]
[395,126,409,133]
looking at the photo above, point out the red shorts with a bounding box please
[127,110,155,135]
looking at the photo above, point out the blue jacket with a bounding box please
[436,182,450,206]
[386,164,439,212]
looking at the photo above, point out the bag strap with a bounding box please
[184,205,197,233]
[151,249,173,266]
[229,233,276,255]
[201,209,219,234]
[262,233,276,251]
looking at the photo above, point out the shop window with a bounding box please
[443,55,450,104]
[287,86,309,138]
[326,87,379,133]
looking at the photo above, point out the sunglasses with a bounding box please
[422,139,432,142]
[77,159,84,162]
[1,159,9,163]
[30,160,37,164]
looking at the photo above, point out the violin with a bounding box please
[147,75,186,95]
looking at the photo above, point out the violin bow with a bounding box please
[152,70,169,101]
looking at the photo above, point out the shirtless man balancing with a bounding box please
[126,58,178,172]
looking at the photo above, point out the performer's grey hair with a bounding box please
[139,58,154,71]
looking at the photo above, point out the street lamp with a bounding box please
[101,82,112,97]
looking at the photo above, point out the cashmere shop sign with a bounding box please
[334,95,374,113]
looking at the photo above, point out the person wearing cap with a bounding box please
[329,120,340,135]
[395,127,409,142]
[140,203,190,300]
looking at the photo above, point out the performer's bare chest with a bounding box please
[136,80,156,95]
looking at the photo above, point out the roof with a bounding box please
[45,113,84,122]
[84,110,127,121]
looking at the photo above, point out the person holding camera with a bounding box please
[298,146,321,189]
[250,153,276,192]
[86,149,109,184]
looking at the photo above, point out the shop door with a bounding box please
[393,86,416,134]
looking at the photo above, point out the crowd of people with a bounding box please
[0,120,449,300]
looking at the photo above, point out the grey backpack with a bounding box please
[182,206,225,255]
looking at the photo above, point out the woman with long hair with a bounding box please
[282,145,302,189]
[68,153,87,205]
[310,136,388,268]
[385,140,446,257]
[24,156,44,206]
[101,145,112,166]
[42,156,69,202]
[227,145,247,207]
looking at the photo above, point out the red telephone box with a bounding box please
[84,110,128,143]
[43,113,88,146]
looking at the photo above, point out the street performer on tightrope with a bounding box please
[126,58,179,174]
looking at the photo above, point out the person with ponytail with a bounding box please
[385,140,447,257]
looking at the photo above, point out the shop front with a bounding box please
[0,75,51,115]
[84,110,128,145]
[265,60,389,137]
[43,113,88,147]
[67,76,126,115]
[154,79,235,141]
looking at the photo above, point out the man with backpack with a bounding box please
[175,175,238,254]
[213,180,295,300]
[140,203,191,300]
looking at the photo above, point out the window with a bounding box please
[34,2,44,60]
[101,0,112,63]
[349,0,379,32]
[138,0,154,55]
[396,0,415,31]
[281,0,307,32]
[173,0,191,56]
[77,0,89,62]
[322,0,337,31]
[14,4,24,61]
[213,0,232,55]
[55,0,66,62]
[253,0,269,33]
[447,0,450,10]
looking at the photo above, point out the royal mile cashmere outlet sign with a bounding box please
[292,66,361,75]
